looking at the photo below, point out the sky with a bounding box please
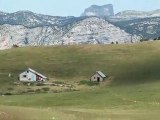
[0,0,160,16]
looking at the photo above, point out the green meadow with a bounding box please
[1,41,160,120]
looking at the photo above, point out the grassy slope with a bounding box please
[1,41,160,119]
[1,41,160,84]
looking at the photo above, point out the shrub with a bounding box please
[42,87,50,92]
[36,83,45,86]
[23,82,34,86]
[4,92,12,95]
[7,87,14,90]
[52,90,59,93]
[19,91,27,94]
[27,89,35,93]
[79,80,99,86]
[29,83,35,86]
[53,81,64,84]
[140,39,149,42]
[64,89,72,92]
[35,89,41,93]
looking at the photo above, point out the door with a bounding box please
[97,77,100,82]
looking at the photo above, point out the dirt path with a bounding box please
[0,112,10,120]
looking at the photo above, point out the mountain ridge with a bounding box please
[0,10,84,28]
[1,5,160,50]
[111,9,160,21]
[0,17,139,50]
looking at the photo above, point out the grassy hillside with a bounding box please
[1,41,160,85]
[1,41,160,120]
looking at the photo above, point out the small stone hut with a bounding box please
[90,71,107,82]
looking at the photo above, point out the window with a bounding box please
[23,75,27,78]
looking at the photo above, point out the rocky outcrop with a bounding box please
[81,4,114,17]
[0,17,140,50]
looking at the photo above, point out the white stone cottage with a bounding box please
[90,71,107,82]
[19,68,47,82]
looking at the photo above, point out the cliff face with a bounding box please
[81,4,114,17]
[62,17,139,45]
[0,17,139,50]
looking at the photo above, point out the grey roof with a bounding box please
[28,68,47,79]
[96,71,106,78]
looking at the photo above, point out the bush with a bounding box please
[7,87,14,90]
[4,92,12,95]
[27,89,35,93]
[79,80,99,86]
[42,87,50,92]
[35,89,41,93]
[64,88,73,92]
[53,81,64,84]
[23,82,34,86]
[52,90,59,93]
[36,83,45,86]
[140,39,149,42]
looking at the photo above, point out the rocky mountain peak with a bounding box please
[113,9,160,21]
[14,10,34,14]
[62,17,139,45]
[0,11,8,15]
[81,4,114,17]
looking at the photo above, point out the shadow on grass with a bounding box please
[112,59,160,86]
